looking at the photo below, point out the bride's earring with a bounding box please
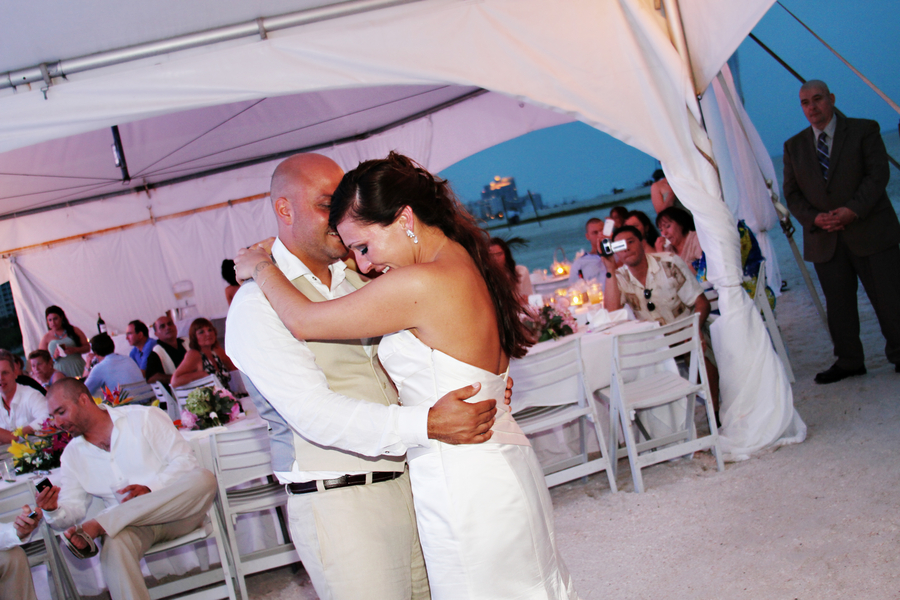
[406,228,419,244]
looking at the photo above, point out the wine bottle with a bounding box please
[97,313,107,334]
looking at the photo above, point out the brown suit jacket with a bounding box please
[783,114,900,263]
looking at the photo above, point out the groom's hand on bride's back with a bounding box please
[428,382,498,445]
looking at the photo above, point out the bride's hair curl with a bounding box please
[329,151,534,358]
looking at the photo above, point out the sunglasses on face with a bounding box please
[644,289,656,312]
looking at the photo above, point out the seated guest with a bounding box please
[0,352,45,397]
[489,237,533,298]
[601,226,719,411]
[625,210,661,255]
[171,318,236,388]
[82,334,145,396]
[568,217,609,284]
[125,320,157,376]
[656,207,703,273]
[145,315,188,386]
[0,352,49,443]
[27,350,63,390]
[609,206,629,229]
[37,379,217,600]
[0,505,44,600]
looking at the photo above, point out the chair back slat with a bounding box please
[119,381,157,405]
[0,483,35,521]
[614,316,699,370]
[510,339,588,410]
[211,425,276,489]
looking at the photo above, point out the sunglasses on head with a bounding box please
[644,289,655,312]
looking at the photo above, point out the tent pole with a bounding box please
[1,0,424,92]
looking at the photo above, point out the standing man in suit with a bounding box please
[783,80,900,383]
[226,153,505,600]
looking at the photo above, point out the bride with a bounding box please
[236,152,579,600]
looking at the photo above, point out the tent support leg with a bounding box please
[779,217,830,340]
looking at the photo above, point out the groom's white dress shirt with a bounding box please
[226,238,429,483]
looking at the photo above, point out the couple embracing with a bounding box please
[226,152,579,599]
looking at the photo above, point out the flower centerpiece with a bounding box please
[525,304,578,342]
[180,386,241,430]
[9,419,73,474]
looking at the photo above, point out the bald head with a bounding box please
[800,79,830,95]
[46,377,90,406]
[268,153,347,274]
[270,154,342,208]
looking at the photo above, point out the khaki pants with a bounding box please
[0,547,37,600]
[287,471,430,600]
[95,469,217,600]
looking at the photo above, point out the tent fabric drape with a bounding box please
[0,0,802,460]
[700,64,784,293]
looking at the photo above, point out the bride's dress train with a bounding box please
[378,330,579,600]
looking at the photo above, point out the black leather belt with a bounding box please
[285,471,403,495]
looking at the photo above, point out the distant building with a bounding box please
[467,176,543,221]
[0,283,15,321]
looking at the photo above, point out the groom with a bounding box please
[226,153,502,600]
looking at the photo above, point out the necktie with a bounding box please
[817,132,829,179]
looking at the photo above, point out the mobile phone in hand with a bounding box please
[27,510,38,520]
[35,478,52,494]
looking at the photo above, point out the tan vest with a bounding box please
[289,271,405,473]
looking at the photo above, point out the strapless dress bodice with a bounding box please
[378,330,529,454]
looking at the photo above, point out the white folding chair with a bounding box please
[144,504,237,600]
[509,338,617,492]
[605,314,724,493]
[150,382,182,421]
[0,480,82,600]
[754,260,796,383]
[142,436,237,600]
[173,375,224,412]
[208,425,299,600]
[119,380,158,405]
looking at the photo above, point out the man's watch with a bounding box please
[606,272,612,278]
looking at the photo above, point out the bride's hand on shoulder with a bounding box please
[235,243,275,283]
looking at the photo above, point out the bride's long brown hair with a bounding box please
[329,152,534,358]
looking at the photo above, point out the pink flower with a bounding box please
[180,410,198,430]
[228,402,241,422]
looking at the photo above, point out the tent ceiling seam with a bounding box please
[134,86,457,179]
[0,87,487,221]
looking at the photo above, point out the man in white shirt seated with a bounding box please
[568,217,609,284]
[0,505,43,600]
[0,354,49,444]
[36,378,216,600]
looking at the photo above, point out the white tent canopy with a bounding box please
[0,0,804,459]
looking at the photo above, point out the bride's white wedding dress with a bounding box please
[378,330,579,600]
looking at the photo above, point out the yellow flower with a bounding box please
[93,396,103,405]
[11,427,23,439]
[9,440,35,459]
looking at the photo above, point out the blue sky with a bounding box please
[440,0,900,206]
